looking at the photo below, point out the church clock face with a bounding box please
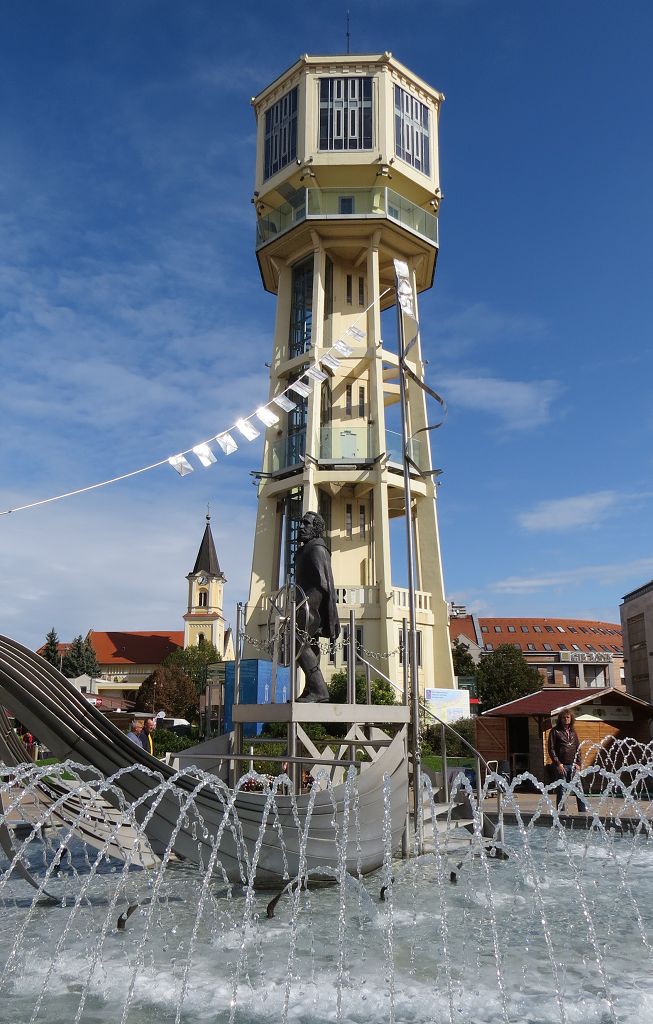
[197,575,209,586]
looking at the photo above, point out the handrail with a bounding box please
[355,647,502,824]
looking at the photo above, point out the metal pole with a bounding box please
[289,586,298,791]
[395,268,422,854]
[402,617,409,706]
[234,603,243,706]
[348,609,356,704]
[441,721,449,803]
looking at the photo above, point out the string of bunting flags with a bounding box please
[1,289,391,517]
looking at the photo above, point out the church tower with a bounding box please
[184,514,229,653]
[245,53,454,693]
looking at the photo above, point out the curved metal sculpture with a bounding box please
[0,634,407,885]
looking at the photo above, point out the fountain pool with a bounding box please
[2,763,653,1024]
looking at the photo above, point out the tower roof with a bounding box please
[192,516,224,578]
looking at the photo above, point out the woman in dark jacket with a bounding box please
[548,709,588,812]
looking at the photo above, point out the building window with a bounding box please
[568,626,578,633]
[359,505,366,537]
[579,627,589,633]
[340,196,355,215]
[289,257,313,358]
[358,386,365,418]
[343,625,364,666]
[520,625,529,633]
[394,85,430,175]
[480,625,488,633]
[558,643,568,651]
[345,503,353,538]
[282,487,304,582]
[358,276,365,305]
[507,625,516,633]
[398,629,422,666]
[556,626,566,633]
[543,643,553,652]
[494,626,502,633]
[533,625,542,633]
[572,644,580,651]
[346,273,353,304]
[586,643,596,651]
[485,643,494,652]
[527,643,536,652]
[345,383,353,416]
[325,257,333,317]
[545,625,554,633]
[319,77,373,151]
[198,590,208,608]
[264,87,298,179]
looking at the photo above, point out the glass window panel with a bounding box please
[264,87,298,180]
[319,76,373,151]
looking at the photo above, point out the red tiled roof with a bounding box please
[449,615,478,645]
[483,687,652,717]
[468,617,622,655]
[88,631,184,666]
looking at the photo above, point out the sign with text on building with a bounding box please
[424,688,470,723]
[559,651,612,664]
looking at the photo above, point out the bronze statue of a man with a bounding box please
[293,511,340,702]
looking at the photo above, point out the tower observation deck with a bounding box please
[245,52,454,693]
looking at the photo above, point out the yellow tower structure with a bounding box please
[246,52,454,694]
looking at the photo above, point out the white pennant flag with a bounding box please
[320,352,340,371]
[289,380,311,399]
[215,432,238,455]
[235,418,260,441]
[347,325,365,340]
[256,406,280,428]
[333,339,352,357]
[192,443,217,467]
[393,258,416,319]
[305,365,328,383]
[273,393,296,413]
[168,454,194,476]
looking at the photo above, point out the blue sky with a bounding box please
[2,0,652,650]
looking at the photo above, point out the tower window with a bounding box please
[198,590,208,608]
[394,85,430,175]
[319,77,373,151]
[346,274,353,304]
[358,386,365,417]
[358,276,365,306]
[339,196,354,215]
[345,503,353,538]
[359,505,366,537]
[325,256,333,317]
[264,86,298,179]
[289,257,313,358]
[345,383,352,416]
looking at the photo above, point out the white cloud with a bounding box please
[517,491,620,532]
[438,373,561,430]
[433,302,546,356]
[491,557,653,594]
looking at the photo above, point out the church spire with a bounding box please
[192,514,225,579]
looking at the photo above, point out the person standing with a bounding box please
[127,719,144,747]
[548,709,589,813]
[141,717,156,755]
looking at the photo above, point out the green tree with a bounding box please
[451,638,477,679]
[328,670,397,705]
[83,636,100,677]
[42,627,61,668]
[163,640,221,693]
[136,666,199,720]
[475,644,541,712]
[61,635,86,678]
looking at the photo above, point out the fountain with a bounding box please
[3,750,653,1024]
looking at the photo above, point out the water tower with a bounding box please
[246,52,454,693]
